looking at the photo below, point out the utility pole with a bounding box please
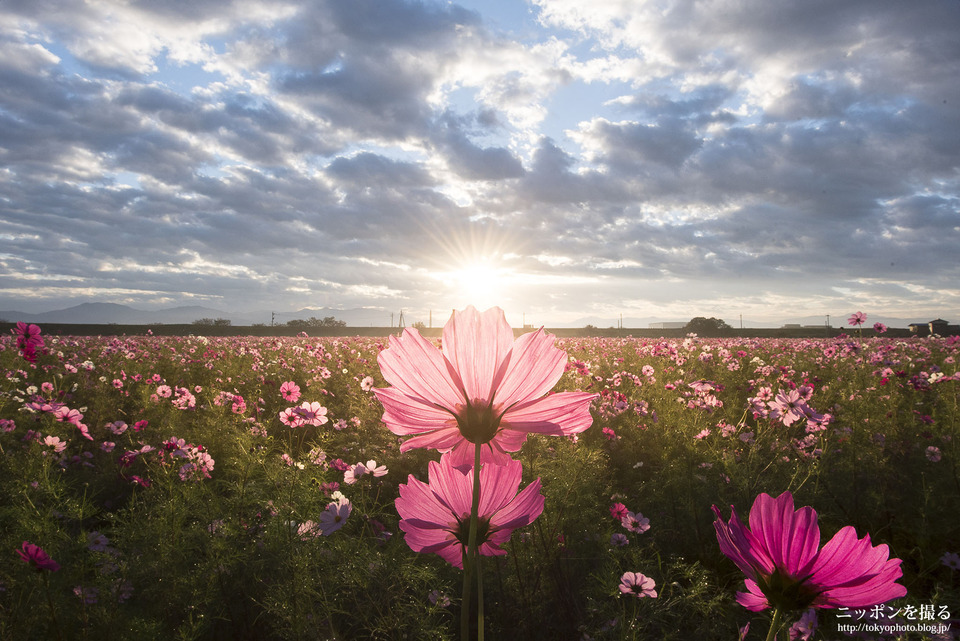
[271,311,275,327]
[398,310,405,328]
[391,312,394,327]
[429,310,432,328]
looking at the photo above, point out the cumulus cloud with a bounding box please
[0,0,958,324]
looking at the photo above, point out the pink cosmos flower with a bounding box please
[344,459,388,484]
[873,322,887,334]
[768,389,811,427]
[375,306,597,466]
[280,381,301,403]
[619,572,657,598]
[17,541,60,572]
[293,401,329,427]
[395,454,545,569]
[712,491,906,611]
[43,435,67,453]
[848,311,867,327]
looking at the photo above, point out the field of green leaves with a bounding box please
[1,323,957,640]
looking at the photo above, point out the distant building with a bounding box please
[648,322,687,329]
[908,319,960,336]
[782,323,801,329]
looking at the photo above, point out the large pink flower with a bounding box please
[712,491,906,612]
[375,306,596,466]
[395,454,544,568]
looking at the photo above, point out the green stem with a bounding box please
[461,442,483,641]
[461,547,472,641]
[764,608,782,641]
[476,554,484,641]
[43,572,64,641]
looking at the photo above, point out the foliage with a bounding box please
[0,328,957,640]
[192,318,232,327]
[285,316,347,328]
[684,317,732,336]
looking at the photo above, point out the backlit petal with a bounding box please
[441,306,513,403]
[378,328,464,409]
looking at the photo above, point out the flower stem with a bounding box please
[461,442,483,641]
[765,608,782,641]
[42,572,64,641]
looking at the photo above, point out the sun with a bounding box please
[447,259,513,312]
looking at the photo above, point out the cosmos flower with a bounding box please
[15,322,44,363]
[619,572,657,598]
[941,551,960,571]
[318,495,352,535]
[375,306,596,466]
[17,541,60,572]
[343,460,388,484]
[280,381,301,403]
[712,491,906,612]
[395,454,544,569]
[847,312,867,327]
[621,511,651,534]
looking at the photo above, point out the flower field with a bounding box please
[1,321,958,640]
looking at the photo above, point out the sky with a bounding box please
[1,0,959,328]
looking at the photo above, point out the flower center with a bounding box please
[453,513,492,547]
[757,568,821,611]
[455,399,502,444]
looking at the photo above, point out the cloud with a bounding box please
[0,0,958,323]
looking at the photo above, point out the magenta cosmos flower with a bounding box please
[712,491,906,612]
[395,454,544,568]
[375,306,596,466]
[17,541,60,572]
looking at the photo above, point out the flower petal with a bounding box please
[712,504,775,580]
[441,306,514,404]
[809,526,907,608]
[377,328,465,410]
[492,328,566,407]
[501,391,596,436]
[750,491,820,577]
[735,579,771,611]
[375,387,456,435]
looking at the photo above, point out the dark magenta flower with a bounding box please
[14,322,44,363]
[17,541,60,572]
[712,491,906,611]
